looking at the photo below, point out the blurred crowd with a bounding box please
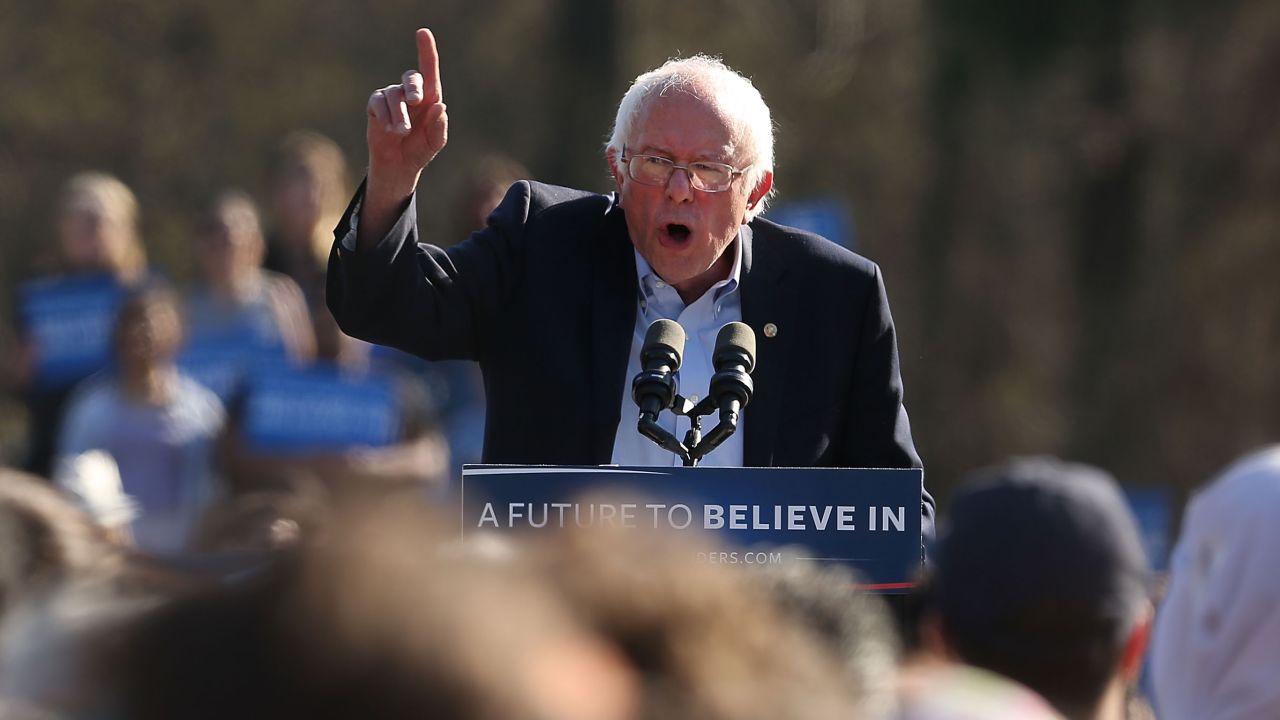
[0,133,531,557]
[3,138,1280,718]
[4,436,1280,718]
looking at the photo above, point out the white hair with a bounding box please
[606,55,775,219]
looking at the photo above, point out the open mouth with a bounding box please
[662,223,692,245]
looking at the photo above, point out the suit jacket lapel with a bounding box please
[590,204,638,463]
[740,223,800,466]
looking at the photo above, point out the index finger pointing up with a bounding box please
[416,28,443,104]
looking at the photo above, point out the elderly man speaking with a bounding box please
[327,29,932,529]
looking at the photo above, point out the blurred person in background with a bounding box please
[181,190,315,401]
[52,449,139,547]
[55,285,226,556]
[912,457,1153,720]
[7,171,150,478]
[264,130,350,304]
[1150,445,1280,720]
[451,153,532,243]
[218,295,447,497]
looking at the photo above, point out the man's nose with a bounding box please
[665,167,695,202]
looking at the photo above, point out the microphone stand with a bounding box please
[633,320,754,466]
[667,395,737,467]
[637,413,692,463]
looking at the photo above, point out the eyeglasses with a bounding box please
[621,146,748,193]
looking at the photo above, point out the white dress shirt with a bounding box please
[610,227,749,467]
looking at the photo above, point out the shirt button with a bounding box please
[690,395,699,403]
[655,280,666,289]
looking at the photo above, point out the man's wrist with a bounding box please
[366,166,422,204]
[356,173,419,250]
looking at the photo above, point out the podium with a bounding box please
[460,465,923,592]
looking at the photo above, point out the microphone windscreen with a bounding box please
[714,321,756,371]
[642,319,686,366]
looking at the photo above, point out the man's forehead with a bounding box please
[631,91,744,158]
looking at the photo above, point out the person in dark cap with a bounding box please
[917,456,1153,720]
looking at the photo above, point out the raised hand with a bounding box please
[359,28,448,247]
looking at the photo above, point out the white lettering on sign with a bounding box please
[705,504,725,529]
[838,505,856,531]
[668,503,693,529]
[478,502,499,528]
[698,505,858,531]
[476,502,908,532]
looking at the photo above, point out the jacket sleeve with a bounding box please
[325,180,534,362]
[846,263,936,537]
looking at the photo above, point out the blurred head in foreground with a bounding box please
[923,457,1152,720]
[0,468,116,620]
[533,507,860,720]
[104,499,637,720]
[1151,445,1280,720]
[750,553,902,719]
[0,469,182,716]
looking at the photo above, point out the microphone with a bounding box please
[711,321,755,419]
[690,322,755,460]
[631,319,690,460]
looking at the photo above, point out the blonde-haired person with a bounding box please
[10,171,151,477]
[264,131,350,303]
[54,171,148,283]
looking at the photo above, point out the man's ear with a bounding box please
[606,147,625,203]
[1118,603,1153,683]
[744,170,774,221]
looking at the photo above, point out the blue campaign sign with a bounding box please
[240,365,400,454]
[18,273,127,389]
[460,465,923,591]
[177,337,292,402]
[764,197,856,250]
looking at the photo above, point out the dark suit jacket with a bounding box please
[327,181,934,528]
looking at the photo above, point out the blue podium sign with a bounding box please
[19,273,127,389]
[461,465,923,591]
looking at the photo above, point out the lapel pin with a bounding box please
[763,322,778,338]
